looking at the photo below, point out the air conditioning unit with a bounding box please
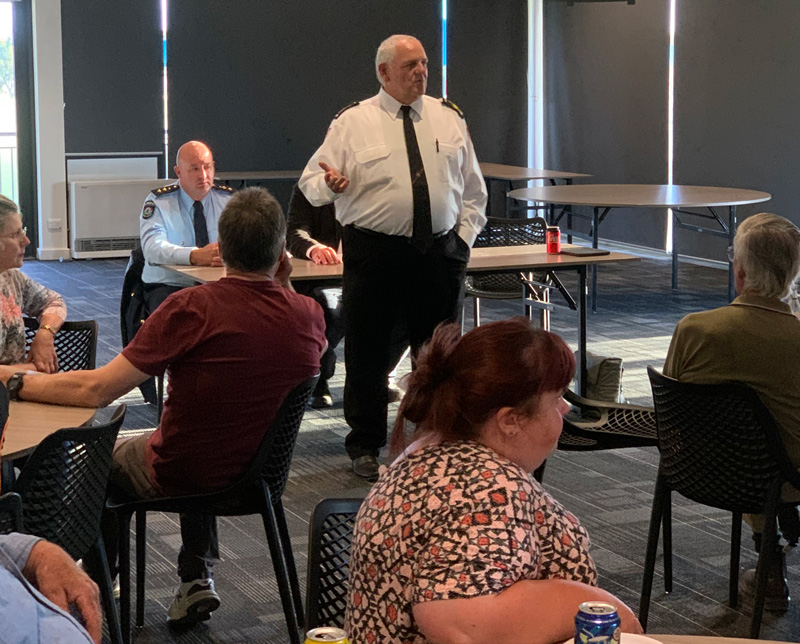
[69,179,170,259]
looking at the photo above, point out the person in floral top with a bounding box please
[345,318,642,644]
[0,196,66,372]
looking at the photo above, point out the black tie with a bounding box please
[401,105,433,254]
[193,200,209,247]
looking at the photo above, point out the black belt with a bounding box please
[349,225,452,241]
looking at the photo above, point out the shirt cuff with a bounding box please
[0,533,42,570]
[174,247,195,265]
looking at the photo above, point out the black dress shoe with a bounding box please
[310,381,334,409]
[352,455,380,481]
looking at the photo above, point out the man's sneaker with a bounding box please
[739,549,791,612]
[167,578,220,626]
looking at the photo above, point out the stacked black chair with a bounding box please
[24,318,98,371]
[559,390,658,451]
[641,368,800,638]
[11,405,127,644]
[107,376,317,644]
[464,216,553,327]
[0,491,23,534]
[305,497,364,630]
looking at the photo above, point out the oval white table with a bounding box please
[509,184,772,302]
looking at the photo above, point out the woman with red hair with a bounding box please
[345,317,642,644]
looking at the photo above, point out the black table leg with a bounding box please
[591,208,599,313]
[728,205,737,301]
[672,208,679,290]
[577,266,587,397]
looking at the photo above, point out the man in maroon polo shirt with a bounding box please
[0,187,326,626]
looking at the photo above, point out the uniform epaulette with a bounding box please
[212,183,234,193]
[152,184,179,198]
[335,101,360,119]
[440,98,465,119]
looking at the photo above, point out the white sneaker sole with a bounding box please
[167,589,221,626]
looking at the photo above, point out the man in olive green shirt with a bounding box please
[663,212,800,611]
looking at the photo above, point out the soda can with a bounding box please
[546,226,561,254]
[305,627,349,644]
[574,601,621,644]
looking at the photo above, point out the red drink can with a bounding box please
[547,226,561,254]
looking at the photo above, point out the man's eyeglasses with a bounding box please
[726,246,734,263]
[1,227,27,240]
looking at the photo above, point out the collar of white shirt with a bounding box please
[378,88,424,121]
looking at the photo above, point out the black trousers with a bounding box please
[342,226,468,459]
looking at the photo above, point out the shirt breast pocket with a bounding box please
[437,142,462,183]
[353,144,391,190]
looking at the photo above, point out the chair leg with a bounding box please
[135,510,147,627]
[117,510,133,644]
[663,489,672,594]
[260,491,301,644]
[639,474,667,631]
[730,511,742,609]
[473,297,481,328]
[274,498,305,628]
[86,535,124,644]
[751,491,781,639]
[156,375,164,421]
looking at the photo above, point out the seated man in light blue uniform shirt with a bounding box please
[139,140,233,312]
[0,532,102,643]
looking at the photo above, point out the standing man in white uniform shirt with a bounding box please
[299,34,487,480]
[140,140,233,312]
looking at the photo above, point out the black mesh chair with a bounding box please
[0,491,23,534]
[641,368,800,639]
[465,216,554,327]
[306,497,364,630]
[11,405,126,644]
[559,390,658,451]
[107,376,317,644]
[24,318,98,371]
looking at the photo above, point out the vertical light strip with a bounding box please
[665,0,676,252]
[441,0,448,99]
[528,0,544,172]
[161,0,169,177]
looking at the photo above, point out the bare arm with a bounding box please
[413,579,642,644]
[27,312,64,373]
[0,353,149,408]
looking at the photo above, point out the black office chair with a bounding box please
[24,318,98,371]
[465,216,556,328]
[11,405,127,644]
[0,491,23,534]
[641,368,800,639]
[305,497,364,630]
[107,376,317,644]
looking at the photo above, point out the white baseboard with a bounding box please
[36,248,72,261]
[592,239,727,270]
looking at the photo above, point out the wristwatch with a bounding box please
[7,372,25,401]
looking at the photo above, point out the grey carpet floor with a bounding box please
[18,255,800,643]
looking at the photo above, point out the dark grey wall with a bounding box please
[166,1,442,174]
[448,0,528,167]
[673,0,800,261]
[61,1,163,154]
[544,0,669,249]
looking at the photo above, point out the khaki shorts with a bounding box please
[110,432,160,499]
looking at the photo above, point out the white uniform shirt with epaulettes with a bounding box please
[299,88,488,247]
[139,182,233,286]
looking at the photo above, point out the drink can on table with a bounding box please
[547,226,561,254]
[304,627,349,644]
[574,601,621,644]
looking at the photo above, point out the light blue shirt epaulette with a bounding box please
[140,182,233,287]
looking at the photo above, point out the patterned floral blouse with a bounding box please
[345,441,597,644]
[0,269,66,365]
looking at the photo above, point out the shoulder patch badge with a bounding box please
[142,200,155,219]
[440,98,465,119]
[335,101,360,119]
[153,184,180,198]
[212,183,234,193]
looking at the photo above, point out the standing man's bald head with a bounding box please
[375,35,428,105]
[175,141,215,201]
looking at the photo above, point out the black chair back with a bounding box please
[648,367,800,513]
[13,405,126,560]
[469,216,547,293]
[306,497,363,630]
[24,318,98,371]
[0,492,23,534]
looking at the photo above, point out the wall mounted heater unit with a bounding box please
[69,179,170,259]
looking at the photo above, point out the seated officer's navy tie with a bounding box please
[401,105,433,254]
[193,200,209,247]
